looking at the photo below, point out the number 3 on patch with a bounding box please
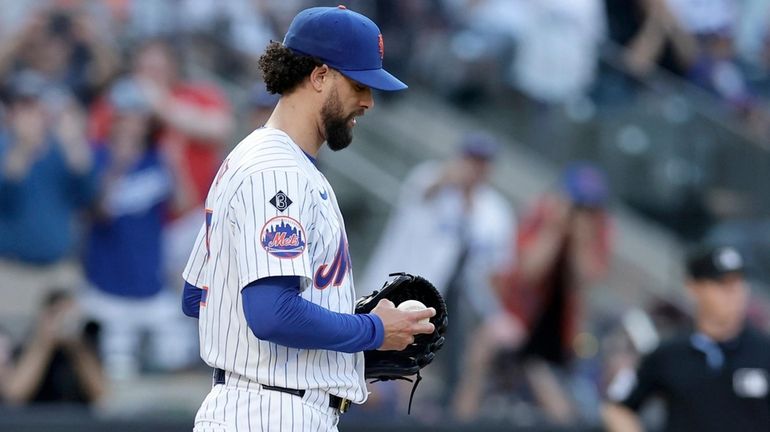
[261,216,306,259]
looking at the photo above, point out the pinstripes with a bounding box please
[291,392,298,432]
[220,256,234,368]
[222,387,230,431]
[279,388,283,430]
[302,404,315,430]
[259,389,265,432]
[260,173,270,276]
[195,383,341,430]
[231,224,247,385]
[234,382,240,432]
[185,225,207,285]
[305,348,320,406]
[290,389,296,432]
[242,185,260,389]
[209,385,219,423]
[296,350,302,396]
[208,221,227,364]
[247,388,252,430]
[184,128,367,430]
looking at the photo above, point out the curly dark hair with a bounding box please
[258,42,322,95]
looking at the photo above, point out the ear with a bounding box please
[309,65,331,92]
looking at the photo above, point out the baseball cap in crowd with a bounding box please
[109,78,151,114]
[562,162,609,208]
[6,70,48,102]
[283,5,407,91]
[459,131,500,160]
[686,246,745,281]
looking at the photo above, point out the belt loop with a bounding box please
[213,368,226,385]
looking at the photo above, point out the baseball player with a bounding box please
[181,6,436,431]
[603,246,770,432]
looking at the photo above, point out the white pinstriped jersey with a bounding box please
[183,127,367,404]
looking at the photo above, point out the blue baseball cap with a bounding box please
[109,78,151,114]
[7,70,48,101]
[562,162,609,208]
[283,5,407,92]
[459,131,500,160]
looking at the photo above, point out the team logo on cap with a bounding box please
[378,34,384,60]
[261,216,306,259]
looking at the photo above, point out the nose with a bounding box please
[361,88,374,110]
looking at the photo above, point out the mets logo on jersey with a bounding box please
[261,216,306,259]
[314,235,351,289]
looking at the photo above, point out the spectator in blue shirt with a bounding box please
[82,77,193,380]
[0,70,95,341]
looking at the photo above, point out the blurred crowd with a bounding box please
[0,0,264,405]
[0,0,769,431]
[355,141,618,427]
[391,0,770,123]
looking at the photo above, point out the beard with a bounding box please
[321,88,356,152]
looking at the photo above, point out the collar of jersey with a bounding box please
[302,150,317,166]
[256,126,317,166]
[691,326,746,352]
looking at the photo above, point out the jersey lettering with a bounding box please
[314,235,351,289]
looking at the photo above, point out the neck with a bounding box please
[696,316,743,342]
[264,94,324,157]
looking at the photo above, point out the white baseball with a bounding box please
[397,300,430,324]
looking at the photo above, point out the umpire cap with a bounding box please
[686,246,745,281]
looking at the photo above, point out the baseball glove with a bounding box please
[355,272,448,413]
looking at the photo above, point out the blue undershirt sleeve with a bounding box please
[182,281,203,318]
[241,276,384,353]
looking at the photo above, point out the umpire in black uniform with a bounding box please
[603,245,770,432]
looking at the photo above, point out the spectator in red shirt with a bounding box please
[89,38,234,289]
[90,39,233,208]
[499,163,612,367]
[453,162,613,424]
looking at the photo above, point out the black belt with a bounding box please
[213,368,351,413]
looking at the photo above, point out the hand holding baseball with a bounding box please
[371,299,435,351]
